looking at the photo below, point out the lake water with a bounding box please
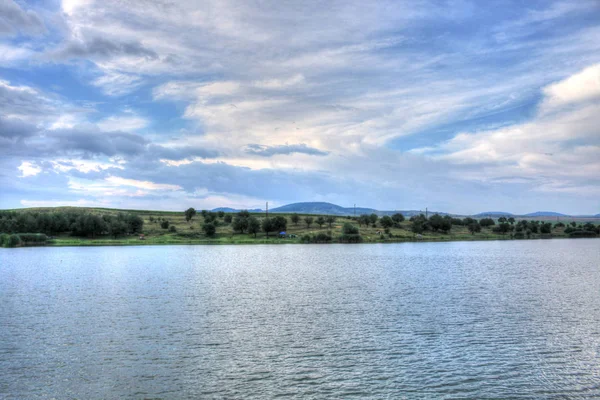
[1,240,600,399]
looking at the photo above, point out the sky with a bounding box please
[1,0,599,215]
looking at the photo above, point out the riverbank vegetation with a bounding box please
[0,207,598,247]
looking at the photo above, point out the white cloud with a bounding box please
[104,176,182,190]
[92,70,144,96]
[17,161,42,177]
[541,63,600,112]
[20,198,107,207]
[97,114,148,132]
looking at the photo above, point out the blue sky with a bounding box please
[1,0,599,214]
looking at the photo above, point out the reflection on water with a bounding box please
[1,240,600,398]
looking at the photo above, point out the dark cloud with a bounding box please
[147,144,220,160]
[0,81,54,117]
[50,127,149,156]
[0,116,39,139]
[0,0,45,36]
[0,120,221,161]
[245,143,329,157]
[51,36,158,61]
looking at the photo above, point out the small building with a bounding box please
[279,231,287,238]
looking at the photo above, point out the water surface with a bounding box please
[1,240,600,398]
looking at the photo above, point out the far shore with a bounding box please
[1,206,598,248]
[4,234,595,249]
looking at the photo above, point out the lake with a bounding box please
[1,239,600,399]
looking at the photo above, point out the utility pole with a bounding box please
[266,202,269,218]
[426,207,428,219]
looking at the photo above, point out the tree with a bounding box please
[238,210,250,218]
[184,207,197,222]
[391,213,405,226]
[304,216,313,228]
[108,219,127,238]
[271,216,287,233]
[247,216,260,237]
[358,214,370,227]
[202,222,216,237]
[7,234,21,247]
[480,218,495,228]
[508,217,515,225]
[468,222,481,235]
[161,220,170,229]
[224,214,233,223]
[380,215,394,229]
[494,222,511,235]
[291,213,300,225]
[204,212,217,223]
[498,216,508,223]
[369,213,378,226]
[232,215,249,233]
[342,223,359,235]
[316,216,325,228]
[326,215,336,228]
[411,221,425,235]
[217,211,225,218]
[169,225,177,233]
[540,223,552,234]
[201,210,208,218]
[127,214,144,233]
[262,218,274,238]
[428,214,451,233]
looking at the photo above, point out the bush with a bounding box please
[513,232,525,239]
[338,234,363,243]
[17,233,48,245]
[568,230,598,238]
[202,222,216,237]
[300,234,312,243]
[342,223,359,235]
[7,234,21,247]
[224,214,232,223]
[313,233,332,243]
[161,220,169,229]
[169,225,177,233]
[0,233,9,247]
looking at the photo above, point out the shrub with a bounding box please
[568,230,598,238]
[300,234,312,243]
[342,223,359,235]
[202,222,216,237]
[169,225,177,233]
[313,233,332,243]
[7,234,21,247]
[18,233,48,245]
[338,234,363,243]
[161,220,169,229]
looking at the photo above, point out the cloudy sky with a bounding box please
[1,0,599,214]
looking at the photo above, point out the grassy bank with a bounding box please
[1,206,597,248]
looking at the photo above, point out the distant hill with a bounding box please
[213,202,445,217]
[474,211,514,217]
[269,202,376,216]
[524,211,569,217]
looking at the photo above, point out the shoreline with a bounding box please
[4,234,594,248]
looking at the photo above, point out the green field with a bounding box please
[4,206,592,247]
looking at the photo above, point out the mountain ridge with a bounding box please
[211,202,598,217]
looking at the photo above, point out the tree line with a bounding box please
[0,210,144,241]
